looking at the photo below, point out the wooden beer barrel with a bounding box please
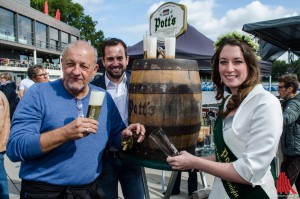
[127,59,202,161]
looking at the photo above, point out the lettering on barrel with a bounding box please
[129,100,156,116]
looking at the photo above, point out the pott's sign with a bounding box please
[150,2,187,42]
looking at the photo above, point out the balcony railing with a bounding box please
[0,29,64,52]
[0,58,61,70]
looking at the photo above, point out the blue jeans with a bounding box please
[97,151,144,199]
[0,154,9,199]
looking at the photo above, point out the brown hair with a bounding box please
[278,74,299,94]
[211,38,261,117]
[0,73,12,81]
[102,38,127,57]
[30,64,45,79]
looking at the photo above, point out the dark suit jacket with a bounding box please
[90,71,131,90]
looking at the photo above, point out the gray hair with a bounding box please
[62,40,98,64]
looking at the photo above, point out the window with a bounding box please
[50,27,59,50]
[61,31,68,51]
[70,35,78,42]
[35,22,47,48]
[0,7,15,42]
[18,15,33,45]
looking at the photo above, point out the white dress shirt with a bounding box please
[105,72,128,126]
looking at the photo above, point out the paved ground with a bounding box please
[4,154,214,199]
[4,155,300,199]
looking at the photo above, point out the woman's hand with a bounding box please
[167,151,196,170]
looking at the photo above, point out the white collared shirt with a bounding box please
[105,72,128,126]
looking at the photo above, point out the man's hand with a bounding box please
[40,118,98,153]
[61,117,99,140]
[121,123,146,143]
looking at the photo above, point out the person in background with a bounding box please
[0,73,19,120]
[30,64,49,83]
[91,38,144,199]
[0,91,10,199]
[168,158,198,196]
[277,74,300,198]
[6,40,145,199]
[167,33,283,198]
[19,67,34,98]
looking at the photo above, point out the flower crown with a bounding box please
[213,31,261,60]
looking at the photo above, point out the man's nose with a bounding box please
[73,64,81,74]
[112,59,120,65]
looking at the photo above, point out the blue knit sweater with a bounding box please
[7,79,125,185]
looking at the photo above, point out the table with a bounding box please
[121,149,214,199]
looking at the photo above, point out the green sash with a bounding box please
[213,99,270,199]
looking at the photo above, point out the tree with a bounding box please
[290,59,300,80]
[30,0,104,56]
[271,59,300,80]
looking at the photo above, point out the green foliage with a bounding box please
[30,0,104,56]
[290,59,300,80]
[214,31,260,60]
[272,60,287,79]
[271,59,300,80]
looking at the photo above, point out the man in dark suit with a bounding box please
[91,38,144,199]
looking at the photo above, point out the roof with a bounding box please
[128,23,215,70]
[242,15,300,58]
[126,23,271,76]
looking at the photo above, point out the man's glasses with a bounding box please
[277,85,286,89]
[37,73,48,77]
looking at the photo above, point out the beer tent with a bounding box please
[127,23,271,76]
[243,15,300,62]
[127,23,214,72]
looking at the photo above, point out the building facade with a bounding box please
[0,0,80,81]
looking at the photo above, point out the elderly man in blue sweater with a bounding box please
[6,40,145,199]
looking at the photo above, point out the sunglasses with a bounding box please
[277,85,286,89]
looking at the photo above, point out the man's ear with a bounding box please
[287,86,294,93]
[126,56,129,65]
[93,64,99,74]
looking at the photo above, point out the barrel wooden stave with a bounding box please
[128,59,202,161]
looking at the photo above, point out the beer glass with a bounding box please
[143,35,147,58]
[149,127,179,157]
[145,36,157,59]
[87,90,105,120]
[164,36,176,59]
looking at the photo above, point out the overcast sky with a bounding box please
[71,0,298,47]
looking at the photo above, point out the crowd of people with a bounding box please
[0,58,61,70]
[0,34,299,199]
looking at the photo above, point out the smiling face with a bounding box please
[102,43,128,83]
[218,45,249,95]
[62,41,98,98]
